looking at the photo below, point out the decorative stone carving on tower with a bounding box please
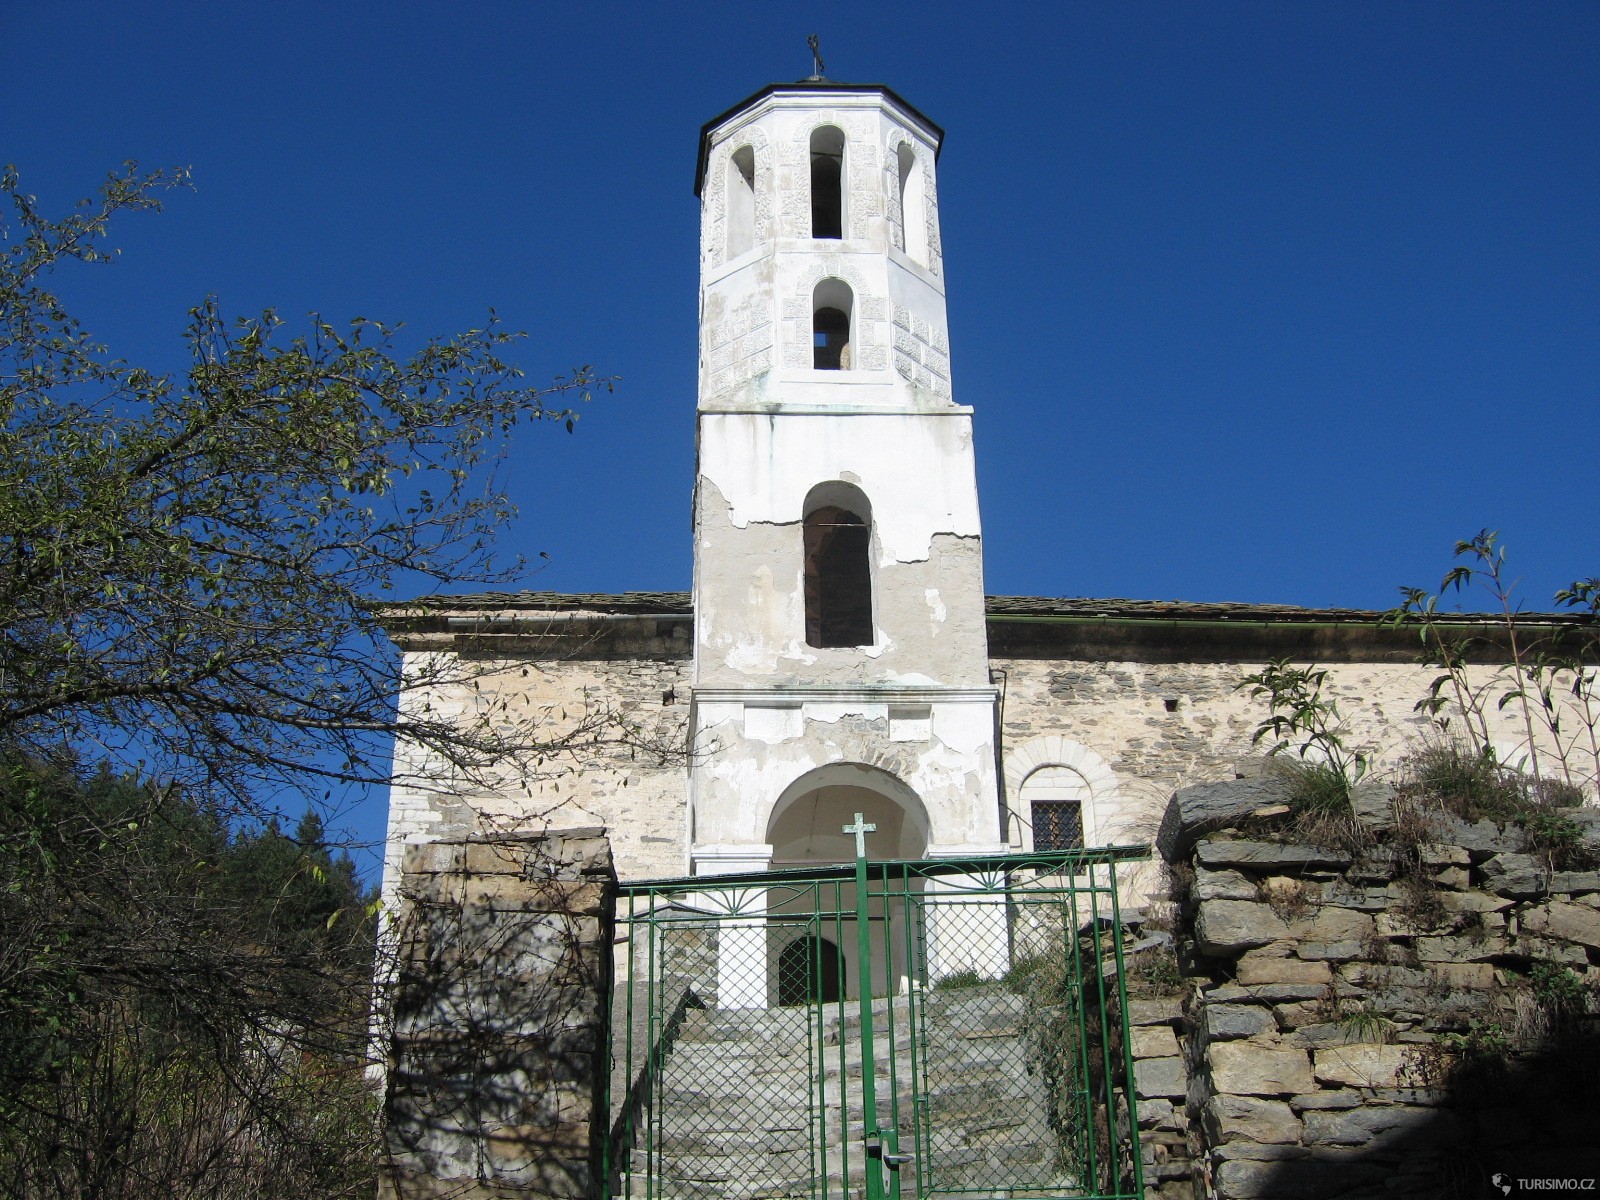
[686,80,1004,886]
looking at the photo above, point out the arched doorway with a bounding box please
[765,764,930,1000]
[777,934,845,1007]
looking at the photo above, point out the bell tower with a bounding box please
[686,78,1003,882]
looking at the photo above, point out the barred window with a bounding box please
[1031,799,1084,851]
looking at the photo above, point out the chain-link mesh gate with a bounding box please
[606,847,1147,1200]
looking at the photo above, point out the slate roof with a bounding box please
[379,591,1593,627]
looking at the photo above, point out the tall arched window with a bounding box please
[896,144,927,265]
[726,146,756,259]
[812,279,852,370]
[810,126,844,239]
[803,483,873,648]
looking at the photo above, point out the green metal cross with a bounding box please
[843,812,876,860]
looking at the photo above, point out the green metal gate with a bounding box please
[606,835,1147,1200]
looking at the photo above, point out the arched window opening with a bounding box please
[810,126,844,239]
[726,146,756,259]
[812,279,853,370]
[778,935,845,1006]
[804,486,873,649]
[897,144,927,265]
[1022,765,1088,850]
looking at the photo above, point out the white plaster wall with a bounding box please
[692,411,990,689]
[687,691,1003,865]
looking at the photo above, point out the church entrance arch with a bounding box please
[766,762,930,865]
[765,764,929,1000]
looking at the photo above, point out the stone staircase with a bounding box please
[621,985,1076,1200]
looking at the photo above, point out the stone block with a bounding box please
[1430,814,1513,859]
[1236,948,1333,987]
[1126,996,1184,1026]
[1515,934,1589,967]
[1302,1104,1458,1150]
[1298,906,1374,943]
[1287,1022,1369,1049]
[1133,1055,1188,1100]
[1203,1094,1302,1144]
[1136,1097,1176,1128]
[1350,779,1396,828]
[1211,1139,1310,1161]
[1196,839,1354,871]
[1420,842,1470,867]
[1415,933,1511,963]
[1202,1004,1277,1041]
[1549,870,1600,894]
[1431,962,1494,989]
[1156,778,1295,860]
[1481,853,1551,899]
[1214,1159,1386,1198]
[1293,940,1365,961]
[1519,899,1600,949]
[1439,890,1513,914]
[1312,1042,1411,1088]
[1208,1041,1315,1096]
[1196,900,1289,955]
[1291,1089,1361,1110]
[1208,982,1339,1003]
[1131,1025,1181,1059]
[1194,868,1259,901]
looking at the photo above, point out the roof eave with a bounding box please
[694,81,944,197]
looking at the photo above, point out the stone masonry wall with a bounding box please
[1126,769,1600,1199]
[382,649,690,905]
[380,829,616,1200]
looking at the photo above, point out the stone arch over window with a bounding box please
[802,480,872,648]
[896,143,927,265]
[810,125,845,239]
[1002,736,1124,850]
[812,278,853,370]
[726,145,756,258]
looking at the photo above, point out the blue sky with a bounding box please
[8,3,1598,858]
[9,1,1597,609]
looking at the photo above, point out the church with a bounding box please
[377,74,1582,926]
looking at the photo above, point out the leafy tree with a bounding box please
[0,163,619,1196]
[0,162,611,817]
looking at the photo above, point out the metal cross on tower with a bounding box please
[807,34,826,80]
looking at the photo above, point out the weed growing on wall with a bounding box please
[1391,531,1600,796]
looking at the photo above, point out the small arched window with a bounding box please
[812,279,852,370]
[803,484,873,648]
[726,146,756,259]
[896,144,927,265]
[1021,766,1088,850]
[810,126,845,239]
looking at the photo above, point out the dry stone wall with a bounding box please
[1129,768,1600,1199]
[380,830,616,1200]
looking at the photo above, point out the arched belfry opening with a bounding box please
[896,144,927,265]
[811,278,853,370]
[726,145,756,258]
[809,125,844,239]
[803,481,872,648]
